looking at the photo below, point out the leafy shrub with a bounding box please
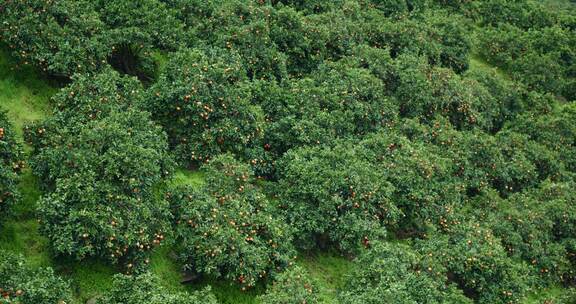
[277,142,398,252]
[509,103,576,173]
[0,0,108,77]
[255,61,397,158]
[145,48,263,166]
[96,272,217,304]
[339,241,471,304]
[0,250,72,304]
[418,221,533,304]
[0,0,185,78]
[365,11,471,73]
[484,181,576,284]
[171,154,295,288]
[0,110,23,223]
[49,68,144,122]
[360,131,465,235]
[390,56,502,131]
[257,266,319,304]
[27,107,174,264]
[477,24,575,99]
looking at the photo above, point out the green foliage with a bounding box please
[390,56,502,131]
[0,250,72,304]
[96,272,217,304]
[0,0,185,78]
[360,131,464,234]
[23,71,175,264]
[29,108,174,264]
[145,48,263,166]
[481,181,576,285]
[0,110,23,224]
[466,0,559,29]
[2,0,576,302]
[476,13,575,99]
[365,10,471,73]
[257,266,319,304]
[418,221,533,304]
[277,142,398,252]
[0,0,108,77]
[50,68,144,122]
[170,154,295,289]
[254,61,397,161]
[339,241,471,304]
[510,103,576,173]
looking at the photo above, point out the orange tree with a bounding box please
[479,181,576,285]
[257,266,319,304]
[0,250,72,304]
[27,108,174,265]
[0,0,185,79]
[0,109,23,225]
[144,48,263,167]
[169,154,295,289]
[249,60,398,178]
[276,142,398,252]
[96,272,216,304]
[339,241,471,304]
[359,131,465,235]
[25,72,174,265]
[417,221,533,304]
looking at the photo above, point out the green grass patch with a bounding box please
[172,169,206,189]
[469,55,511,81]
[150,245,189,293]
[0,219,52,268]
[11,168,43,218]
[54,258,118,303]
[522,286,575,304]
[299,252,354,303]
[0,47,56,137]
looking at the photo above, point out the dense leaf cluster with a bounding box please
[25,70,175,264]
[339,241,471,304]
[95,272,217,304]
[0,250,72,304]
[2,0,575,301]
[0,0,184,79]
[257,265,319,304]
[0,110,23,224]
[170,154,295,288]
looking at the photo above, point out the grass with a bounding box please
[150,245,189,292]
[523,286,575,304]
[0,47,56,137]
[300,252,354,303]
[542,0,576,11]
[171,169,206,189]
[0,46,55,268]
[469,55,511,81]
[54,258,118,303]
[0,219,52,268]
